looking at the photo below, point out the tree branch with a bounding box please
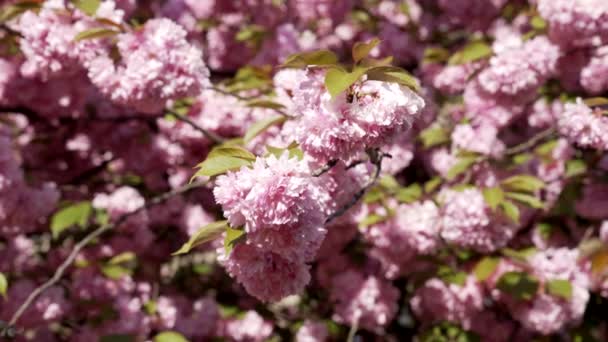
[166,110,224,144]
[2,181,207,335]
[503,128,556,157]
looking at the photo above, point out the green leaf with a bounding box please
[143,300,157,315]
[72,0,101,16]
[99,334,134,342]
[74,28,119,41]
[482,186,504,211]
[192,154,253,179]
[365,66,420,90]
[499,200,520,223]
[496,271,539,300]
[530,15,547,30]
[448,41,493,65]
[0,1,41,23]
[245,100,286,110]
[243,115,287,143]
[501,247,537,262]
[101,264,132,280]
[0,272,7,298]
[282,50,339,68]
[583,97,608,107]
[50,201,93,239]
[512,153,532,165]
[534,139,559,157]
[107,251,136,265]
[352,37,381,63]
[235,24,265,43]
[359,214,388,228]
[207,145,256,161]
[546,279,572,300]
[379,175,400,189]
[419,126,450,148]
[566,159,587,178]
[324,66,367,98]
[501,175,544,193]
[172,220,229,255]
[363,186,385,204]
[265,143,303,160]
[423,47,450,64]
[224,227,245,256]
[446,156,478,181]
[154,331,189,342]
[473,257,500,281]
[395,184,422,203]
[437,266,467,286]
[424,177,442,194]
[505,192,544,209]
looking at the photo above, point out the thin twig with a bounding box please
[3,181,207,333]
[166,110,224,144]
[503,128,556,157]
[325,154,383,224]
[312,159,338,177]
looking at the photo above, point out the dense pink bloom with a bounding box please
[364,200,441,278]
[451,123,505,157]
[296,320,329,342]
[330,270,399,332]
[557,99,608,151]
[433,62,482,95]
[223,310,273,342]
[88,18,210,113]
[410,275,484,329]
[477,37,560,97]
[292,69,425,163]
[538,0,608,48]
[496,248,590,335]
[221,243,311,302]
[214,153,328,262]
[439,188,518,252]
[581,46,608,94]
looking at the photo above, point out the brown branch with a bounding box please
[166,110,224,144]
[2,181,207,335]
[503,128,556,157]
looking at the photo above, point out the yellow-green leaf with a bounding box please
[74,27,119,41]
[395,184,422,204]
[101,264,132,280]
[424,177,442,194]
[566,159,587,178]
[448,41,493,65]
[365,66,419,90]
[352,37,381,63]
[505,192,544,209]
[324,66,367,98]
[72,0,101,16]
[245,100,286,110]
[173,221,229,255]
[224,227,245,256]
[0,272,7,298]
[501,175,545,193]
[419,126,450,148]
[546,279,572,300]
[500,200,520,223]
[359,214,388,228]
[446,156,478,181]
[207,145,256,161]
[473,257,500,281]
[154,331,189,342]
[51,201,93,239]
[583,97,608,107]
[496,271,539,300]
[107,251,136,265]
[282,50,339,68]
[483,186,504,211]
[243,115,287,143]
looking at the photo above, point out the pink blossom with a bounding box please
[557,99,608,151]
[439,188,518,252]
[330,270,399,332]
[296,320,329,342]
[538,0,608,48]
[292,69,425,163]
[581,46,608,95]
[410,275,484,330]
[223,310,273,342]
[88,18,210,113]
[451,123,505,157]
